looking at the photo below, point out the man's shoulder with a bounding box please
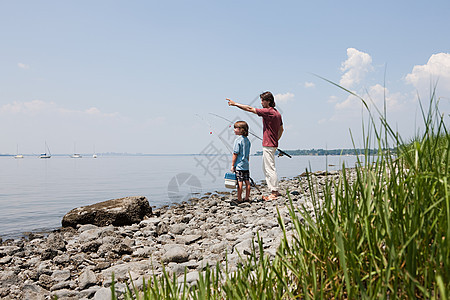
[257,107,280,116]
[255,107,271,115]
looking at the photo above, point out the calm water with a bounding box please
[0,155,359,239]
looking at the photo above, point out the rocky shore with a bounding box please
[0,170,346,299]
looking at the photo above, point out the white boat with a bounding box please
[14,144,24,158]
[39,142,51,159]
[92,154,97,158]
[70,143,82,158]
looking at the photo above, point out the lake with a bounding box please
[0,154,359,239]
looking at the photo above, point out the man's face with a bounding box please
[261,98,270,108]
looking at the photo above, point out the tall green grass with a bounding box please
[112,89,449,299]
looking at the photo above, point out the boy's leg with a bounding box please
[244,180,251,201]
[237,181,243,202]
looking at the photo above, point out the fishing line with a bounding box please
[195,114,233,153]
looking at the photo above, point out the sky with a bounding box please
[1,0,450,155]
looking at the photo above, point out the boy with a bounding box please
[231,121,251,203]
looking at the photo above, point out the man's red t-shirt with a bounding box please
[255,107,283,147]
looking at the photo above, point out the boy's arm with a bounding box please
[226,98,257,114]
[231,153,238,172]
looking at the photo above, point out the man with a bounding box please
[226,91,284,200]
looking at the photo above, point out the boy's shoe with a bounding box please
[231,199,251,207]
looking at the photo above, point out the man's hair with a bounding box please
[234,121,249,136]
[260,91,275,107]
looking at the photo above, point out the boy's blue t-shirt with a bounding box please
[233,135,251,171]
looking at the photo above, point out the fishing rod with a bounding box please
[209,112,292,158]
[195,114,262,193]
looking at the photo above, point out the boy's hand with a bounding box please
[226,98,236,106]
[231,166,235,172]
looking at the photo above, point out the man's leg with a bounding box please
[262,147,279,197]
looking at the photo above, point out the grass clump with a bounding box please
[112,89,449,299]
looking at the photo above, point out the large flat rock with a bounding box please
[62,196,152,228]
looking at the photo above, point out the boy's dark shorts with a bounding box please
[235,170,250,182]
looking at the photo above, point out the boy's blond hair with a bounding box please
[234,121,249,136]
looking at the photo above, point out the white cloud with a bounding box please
[0,100,119,118]
[366,84,405,112]
[328,95,339,103]
[275,92,295,103]
[83,107,119,118]
[304,82,315,88]
[405,53,450,93]
[18,62,30,69]
[339,48,374,88]
[0,100,52,115]
[335,93,361,111]
[335,84,403,112]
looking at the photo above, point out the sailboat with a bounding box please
[70,143,82,158]
[14,144,24,159]
[39,142,51,159]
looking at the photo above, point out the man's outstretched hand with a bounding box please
[226,98,236,106]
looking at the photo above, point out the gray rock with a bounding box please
[52,269,71,282]
[162,245,189,263]
[78,224,99,232]
[139,217,161,227]
[177,271,199,285]
[132,246,154,257]
[167,263,187,276]
[101,261,151,282]
[39,273,55,289]
[0,270,20,288]
[79,285,101,298]
[233,239,255,256]
[79,228,103,243]
[93,261,111,271]
[71,253,87,266]
[21,283,48,300]
[156,222,169,235]
[41,248,58,260]
[51,288,79,299]
[94,287,113,300]
[62,196,152,228]
[79,268,97,290]
[50,280,71,291]
[170,223,187,235]
[175,234,202,245]
[53,253,71,265]
[46,232,66,251]
[0,256,12,264]
[181,213,193,223]
[210,241,229,254]
[81,240,102,253]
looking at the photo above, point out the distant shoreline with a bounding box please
[0,150,381,157]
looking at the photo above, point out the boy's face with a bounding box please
[234,126,242,135]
